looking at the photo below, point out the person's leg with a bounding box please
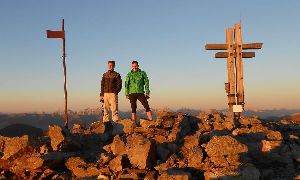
[129,94,138,121]
[146,111,153,121]
[102,93,110,122]
[137,94,153,120]
[132,113,137,121]
[110,93,119,122]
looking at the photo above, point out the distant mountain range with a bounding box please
[0,108,299,130]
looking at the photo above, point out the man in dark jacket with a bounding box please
[100,60,122,122]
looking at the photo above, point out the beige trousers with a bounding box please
[103,93,118,122]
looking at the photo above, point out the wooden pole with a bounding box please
[62,19,68,128]
[234,23,244,112]
[226,28,235,112]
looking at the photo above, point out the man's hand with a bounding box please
[145,94,150,99]
[126,96,129,99]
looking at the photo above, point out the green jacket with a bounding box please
[125,69,150,96]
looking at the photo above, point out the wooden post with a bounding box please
[226,28,235,112]
[62,19,68,128]
[46,19,68,128]
[234,24,244,109]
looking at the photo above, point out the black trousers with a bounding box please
[128,93,151,113]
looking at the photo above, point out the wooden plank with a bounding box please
[234,23,245,109]
[46,30,65,38]
[205,44,227,50]
[215,52,255,58]
[226,28,236,111]
[206,43,263,50]
[242,43,263,49]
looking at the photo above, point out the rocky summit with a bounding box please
[0,111,300,179]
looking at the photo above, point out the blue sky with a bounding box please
[1,1,300,113]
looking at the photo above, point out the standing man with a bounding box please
[125,60,153,122]
[100,60,122,123]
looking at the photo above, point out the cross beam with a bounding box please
[205,23,263,117]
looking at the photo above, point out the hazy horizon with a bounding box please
[1,1,300,113]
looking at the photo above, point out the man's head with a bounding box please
[131,60,139,72]
[107,60,115,71]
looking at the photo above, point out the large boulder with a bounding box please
[127,134,156,169]
[0,135,30,159]
[203,135,248,157]
[203,135,248,168]
[9,153,44,176]
[48,125,81,151]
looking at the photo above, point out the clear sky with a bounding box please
[1,0,300,113]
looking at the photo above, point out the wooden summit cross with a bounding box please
[205,23,263,117]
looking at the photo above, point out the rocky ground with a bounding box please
[0,111,300,179]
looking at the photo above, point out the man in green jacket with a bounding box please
[125,60,153,122]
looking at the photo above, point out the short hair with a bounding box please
[132,60,139,65]
[108,60,115,66]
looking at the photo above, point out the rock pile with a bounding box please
[0,111,300,179]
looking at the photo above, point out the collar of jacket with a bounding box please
[108,70,115,73]
[131,69,141,73]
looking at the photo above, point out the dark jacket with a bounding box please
[100,70,122,96]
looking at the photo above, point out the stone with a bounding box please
[99,152,114,164]
[156,113,177,129]
[155,154,179,172]
[127,134,155,169]
[212,113,226,120]
[39,144,49,155]
[154,135,169,144]
[223,118,235,130]
[203,135,248,157]
[111,134,127,156]
[158,169,192,180]
[0,135,30,160]
[48,125,81,152]
[266,130,282,141]
[261,140,282,152]
[71,124,86,134]
[204,171,218,180]
[65,157,100,178]
[48,125,66,151]
[39,169,56,179]
[108,155,128,172]
[113,119,136,135]
[140,119,156,128]
[183,135,199,149]
[9,153,44,176]
[187,146,203,169]
[144,171,158,180]
[118,171,139,179]
[97,174,110,180]
[89,121,106,134]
